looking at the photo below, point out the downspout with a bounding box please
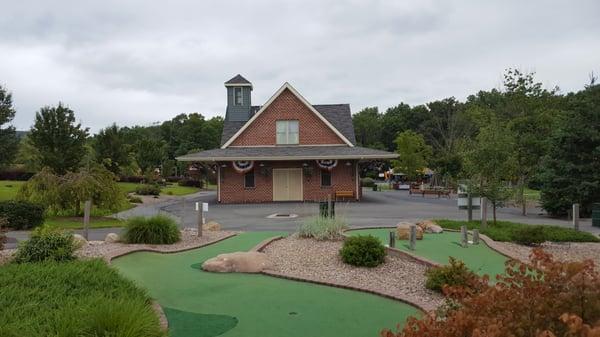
[217,164,221,203]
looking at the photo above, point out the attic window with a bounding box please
[234,87,243,105]
[276,120,299,145]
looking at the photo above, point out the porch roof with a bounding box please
[176,145,397,162]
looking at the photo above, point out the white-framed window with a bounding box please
[234,87,243,106]
[276,120,299,145]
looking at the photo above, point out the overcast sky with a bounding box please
[1,0,599,133]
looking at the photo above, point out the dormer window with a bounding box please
[234,87,243,106]
[276,120,299,145]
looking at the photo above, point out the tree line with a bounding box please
[352,69,599,217]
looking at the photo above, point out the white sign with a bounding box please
[195,202,199,211]
[202,202,208,212]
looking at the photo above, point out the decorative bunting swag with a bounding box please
[232,161,254,173]
[316,159,337,171]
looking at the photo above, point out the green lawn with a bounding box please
[0,259,163,337]
[523,188,541,201]
[0,180,25,201]
[44,216,125,230]
[161,184,200,196]
[435,219,599,242]
[113,232,419,337]
[348,228,508,277]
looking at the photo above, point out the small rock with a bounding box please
[416,220,436,231]
[425,224,443,233]
[105,233,120,243]
[396,222,423,240]
[73,234,88,247]
[203,221,221,231]
[202,251,273,273]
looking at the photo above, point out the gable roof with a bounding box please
[221,82,355,148]
[220,104,356,147]
[224,74,252,87]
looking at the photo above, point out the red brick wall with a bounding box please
[218,160,358,203]
[229,88,346,146]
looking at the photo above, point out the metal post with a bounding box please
[461,225,468,247]
[196,202,203,237]
[83,200,91,240]
[472,229,480,245]
[409,225,416,250]
[467,192,473,222]
[573,203,580,231]
[388,231,396,248]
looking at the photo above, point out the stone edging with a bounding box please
[256,234,431,313]
[105,231,240,332]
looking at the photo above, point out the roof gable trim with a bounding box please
[221,83,354,148]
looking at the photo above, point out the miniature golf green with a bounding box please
[112,231,419,337]
[348,228,508,277]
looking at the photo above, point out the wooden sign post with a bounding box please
[83,200,92,240]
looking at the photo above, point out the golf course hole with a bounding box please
[289,311,298,316]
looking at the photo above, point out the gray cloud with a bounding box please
[1,0,598,132]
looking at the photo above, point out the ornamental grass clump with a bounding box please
[340,235,386,267]
[123,215,180,244]
[299,216,347,240]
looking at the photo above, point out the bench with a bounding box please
[335,191,354,200]
[409,188,451,198]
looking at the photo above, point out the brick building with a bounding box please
[177,75,397,203]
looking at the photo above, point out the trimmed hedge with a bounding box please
[361,177,375,187]
[340,235,386,267]
[0,200,45,230]
[178,178,203,188]
[435,219,600,243]
[134,184,161,196]
[123,215,180,244]
[14,227,76,263]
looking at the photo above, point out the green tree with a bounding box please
[29,103,89,174]
[0,85,19,168]
[462,122,516,224]
[539,84,600,216]
[135,136,167,174]
[392,131,432,181]
[14,135,42,172]
[93,123,131,175]
[352,107,384,149]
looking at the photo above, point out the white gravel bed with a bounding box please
[262,235,444,312]
[492,241,600,266]
[77,229,238,262]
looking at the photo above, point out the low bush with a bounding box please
[513,225,547,246]
[123,215,180,244]
[425,257,478,292]
[165,176,182,182]
[361,177,375,187]
[382,249,600,337]
[127,195,143,203]
[435,219,600,243]
[178,177,203,188]
[0,200,45,230]
[299,216,347,240]
[135,184,161,196]
[340,235,386,267]
[14,226,76,263]
[0,259,164,337]
[118,175,144,183]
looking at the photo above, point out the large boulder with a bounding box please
[396,222,423,240]
[72,234,88,248]
[105,233,120,243]
[203,221,221,232]
[417,220,444,234]
[202,252,273,273]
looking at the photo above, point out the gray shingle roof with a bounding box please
[224,74,251,85]
[220,104,356,146]
[177,145,397,161]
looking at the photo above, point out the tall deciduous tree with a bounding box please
[93,123,131,175]
[393,131,432,181]
[29,103,89,174]
[352,107,384,149]
[539,84,600,216]
[0,85,19,168]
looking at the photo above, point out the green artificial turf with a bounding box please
[348,228,508,277]
[164,307,238,337]
[113,231,419,337]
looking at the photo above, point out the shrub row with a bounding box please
[0,200,46,230]
[435,219,600,244]
[178,177,203,188]
[135,184,161,196]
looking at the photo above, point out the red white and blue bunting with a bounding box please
[316,159,338,171]
[232,160,254,173]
